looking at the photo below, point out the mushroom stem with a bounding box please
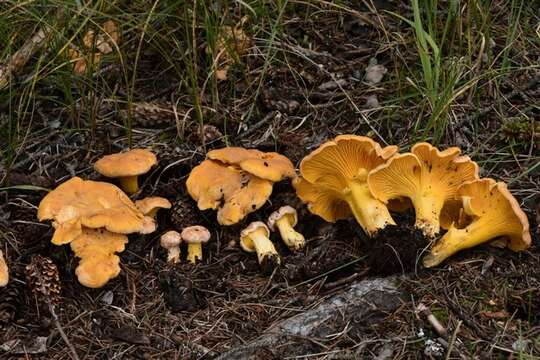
[167,246,181,263]
[276,217,305,250]
[186,243,202,264]
[250,230,280,265]
[423,219,501,267]
[413,196,445,237]
[343,181,395,236]
[119,175,139,194]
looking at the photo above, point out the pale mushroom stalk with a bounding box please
[119,175,139,195]
[424,220,500,268]
[275,217,304,250]
[181,226,211,264]
[412,195,445,236]
[249,227,280,264]
[342,170,395,235]
[167,246,181,263]
[186,243,202,263]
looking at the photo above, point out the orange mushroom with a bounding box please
[423,178,531,267]
[207,147,295,182]
[368,143,479,237]
[0,250,8,287]
[94,149,157,194]
[294,135,398,235]
[70,228,128,288]
[186,159,273,225]
[38,177,146,245]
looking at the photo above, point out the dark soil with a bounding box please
[1,0,539,358]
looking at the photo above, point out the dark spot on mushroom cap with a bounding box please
[264,161,269,167]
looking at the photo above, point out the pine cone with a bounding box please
[171,194,199,229]
[0,283,21,326]
[26,255,61,308]
[119,101,175,127]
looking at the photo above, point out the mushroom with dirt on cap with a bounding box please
[160,230,183,263]
[0,250,8,287]
[181,225,211,264]
[268,206,305,251]
[423,178,531,267]
[94,149,157,194]
[37,177,148,245]
[240,221,280,270]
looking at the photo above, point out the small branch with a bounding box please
[48,304,80,360]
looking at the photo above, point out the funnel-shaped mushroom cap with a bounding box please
[135,197,172,217]
[94,149,157,178]
[368,142,479,237]
[186,160,273,225]
[423,178,531,267]
[38,177,145,245]
[0,250,8,287]
[208,147,295,182]
[70,228,128,288]
[294,135,398,235]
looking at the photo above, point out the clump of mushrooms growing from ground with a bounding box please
[183,146,297,268]
[37,177,158,287]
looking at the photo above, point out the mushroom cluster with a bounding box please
[294,135,531,267]
[36,149,171,288]
[186,147,295,226]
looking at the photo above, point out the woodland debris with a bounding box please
[216,276,405,359]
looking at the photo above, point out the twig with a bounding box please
[416,303,448,338]
[48,304,80,360]
[445,320,462,360]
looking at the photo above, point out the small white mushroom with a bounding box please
[268,206,305,251]
[240,222,280,268]
[160,231,182,263]
[181,226,211,264]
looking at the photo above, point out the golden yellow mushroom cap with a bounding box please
[38,177,145,245]
[94,149,157,178]
[70,228,128,288]
[207,147,295,182]
[135,197,172,217]
[186,160,273,225]
[0,250,8,287]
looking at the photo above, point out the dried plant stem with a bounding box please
[48,303,80,360]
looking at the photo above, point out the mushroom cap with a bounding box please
[240,221,270,252]
[38,177,145,245]
[0,250,8,287]
[70,228,128,288]
[267,205,298,231]
[368,143,479,204]
[457,178,531,251]
[186,160,273,225]
[135,197,172,216]
[181,225,211,244]
[207,147,295,182]
[94,149,157,178]
[294,135,398,222]
[160,230,182,249]
[367,143,479,232]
